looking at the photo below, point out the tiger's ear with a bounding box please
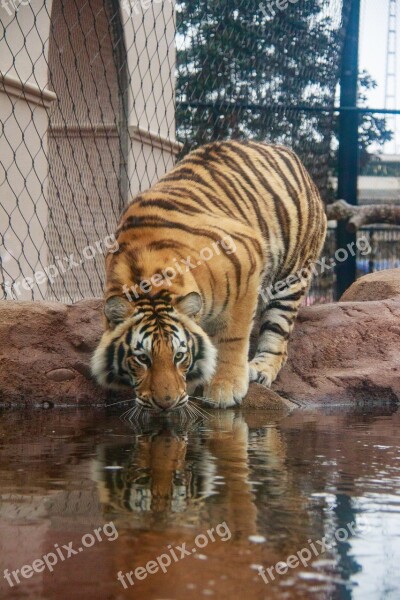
[104,296,133,328]
[175,292,203,318]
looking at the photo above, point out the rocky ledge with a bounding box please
[1,269,400,408]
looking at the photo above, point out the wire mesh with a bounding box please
[308,224,400,304]
[0,0,177,302]
[0,0,398,305]
[176,0,349,201]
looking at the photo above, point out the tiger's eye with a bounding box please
[137,354,150,365]
[175,352,184,361]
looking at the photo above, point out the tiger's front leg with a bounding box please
[249,272,311,387]
[203,290,258,409]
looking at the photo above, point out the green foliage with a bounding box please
[176,1,391,200]
[357,71,393,170]
[176,0,345,197]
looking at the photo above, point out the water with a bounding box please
[1,405,400,599]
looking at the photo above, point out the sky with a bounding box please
[359,0,400,153]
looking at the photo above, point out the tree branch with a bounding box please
[326,199,400,233]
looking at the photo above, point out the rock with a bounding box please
[0,299,130,405]
[1,269,400,407]
[273,296,400,405]
[340,268,400,302]
[46,368,76,382]
[241,384,296,411]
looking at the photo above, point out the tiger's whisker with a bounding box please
[120,408,132,420]
[184,405,193,419]
[189,395,217,405]
[187,402,210,421]
[188,402,203,416]
[190,396,216,410]
[186,404,198,420]
[126,405,142,423]
[120,403,137,417]
[121,408,135,422]
[193,402,212,415]
[106,398,136,408]
[121,403,142,422]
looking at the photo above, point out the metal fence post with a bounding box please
[336,0,361,299]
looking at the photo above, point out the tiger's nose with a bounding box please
[153,395,175,410]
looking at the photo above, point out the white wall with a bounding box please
[0,0,181,301]
[0,0,55,300]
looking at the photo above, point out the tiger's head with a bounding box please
[91,290,217,412]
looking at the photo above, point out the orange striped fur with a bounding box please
[91,141,327,410]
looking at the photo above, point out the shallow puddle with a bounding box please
[0,404,400,599]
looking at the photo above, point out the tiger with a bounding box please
[91,140,327,410]
[93,412,264,532]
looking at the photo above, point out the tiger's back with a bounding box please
[109,140,325,295]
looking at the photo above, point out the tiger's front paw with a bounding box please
[248,360,276,388]
[203,374,249,409]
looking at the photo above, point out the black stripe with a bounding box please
[278,290,304,302]
[106,342,116,371]
[196,156,252,223]
[117,342,127,376]
[164,186,219,213]
[118,216,243,292]
[162,166,214,190]
[259,321,290,339]
[139,197,203,216]
[252,144,295,240]
[268,301,298,312]
[217,144,270,238]
[147,240,184,251]
[125,329,132,346]
[256,349,283,356]
[172,156,247,218]
[193,333,205,363]
[218,274,231,317]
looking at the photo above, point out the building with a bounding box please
[0,0,180,301]
[359,154,400,205]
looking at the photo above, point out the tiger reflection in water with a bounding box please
[92,412,288,536]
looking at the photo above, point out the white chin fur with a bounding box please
[198,335,217,384]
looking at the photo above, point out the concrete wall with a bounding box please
[0,0,181,302]
[122,0,182,195]
[0,0,55,300]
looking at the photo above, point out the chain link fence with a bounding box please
[0,0,398,305]
[1,0,177,302]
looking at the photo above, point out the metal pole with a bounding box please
[336,0,361,299]
[177,102,400,116]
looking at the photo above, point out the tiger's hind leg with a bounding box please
[249,272,311,387]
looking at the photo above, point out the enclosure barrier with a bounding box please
[0,0,398,305]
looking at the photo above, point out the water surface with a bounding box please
[0,405,400,599]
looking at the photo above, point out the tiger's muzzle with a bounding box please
[137,392,188,412]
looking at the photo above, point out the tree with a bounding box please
[176,0,348,199]
[175,1,391,202]
[356,71,393,171]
